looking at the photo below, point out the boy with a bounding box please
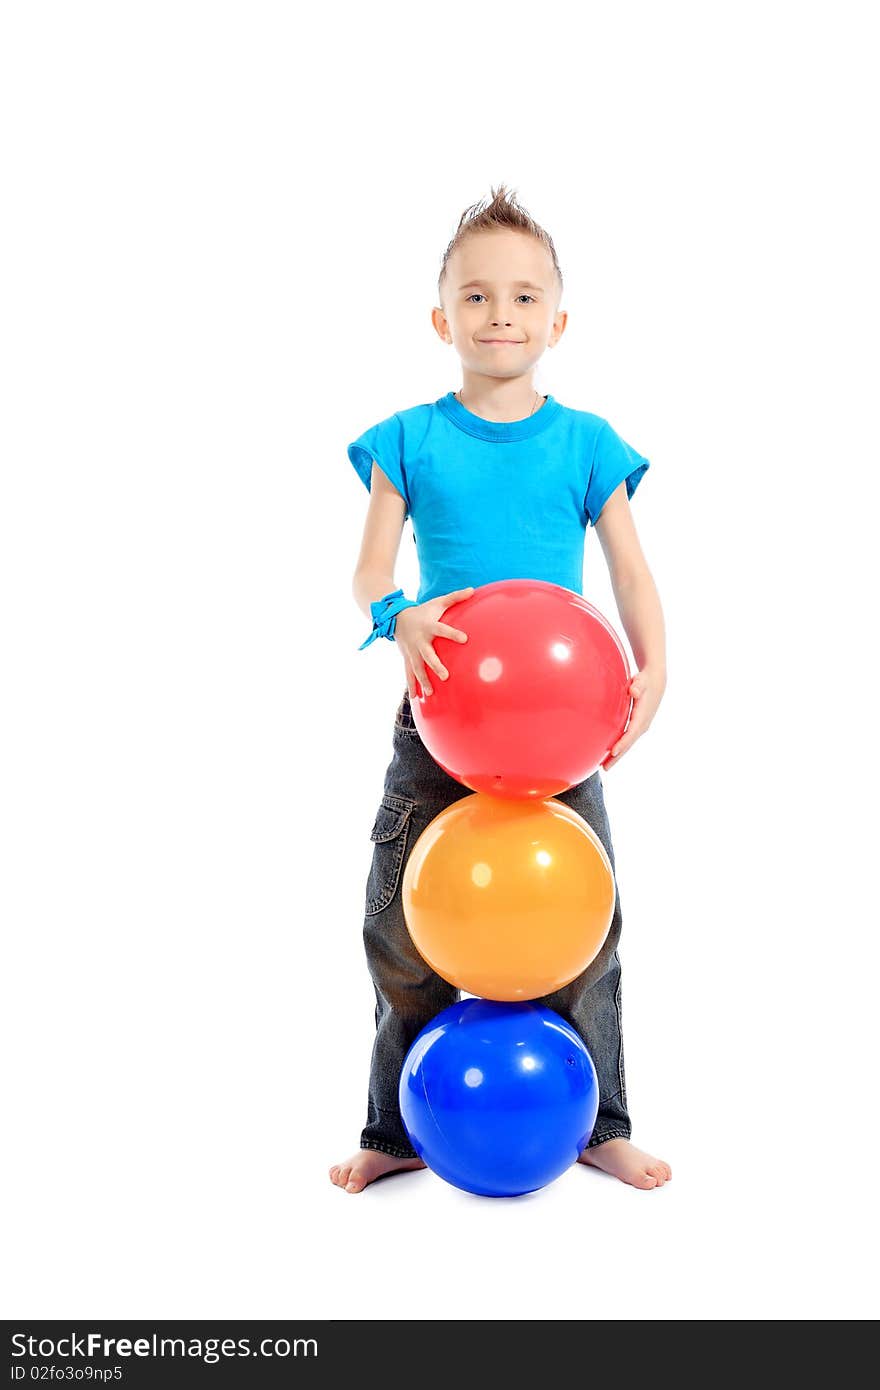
[332,186,670,1194]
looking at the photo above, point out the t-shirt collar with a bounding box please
[436,389,562,442]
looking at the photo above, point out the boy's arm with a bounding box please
[594,482,666,768]
[594,482,666,678]
[352,461,409,620]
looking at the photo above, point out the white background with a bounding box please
[2,0,878,1321]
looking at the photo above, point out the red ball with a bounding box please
[411,579,632,799]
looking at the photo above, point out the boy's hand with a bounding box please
[602,666,667,770]
[396,587,475,699]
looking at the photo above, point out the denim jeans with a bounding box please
[360,688,632,1158]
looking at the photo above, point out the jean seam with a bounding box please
[614,958,627,1106]
[360,1139,419,1159]
[376,791,416,810]
[586,1127,631,1149]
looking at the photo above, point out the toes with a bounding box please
[333,1165,352,1189]
[345,1172,366,1193]
[636,1171,658,1189]
[647,1164,667,1186]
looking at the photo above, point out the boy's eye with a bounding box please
[465,293,535,304]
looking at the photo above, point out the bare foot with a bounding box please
[578,1138,672,1189]
[329,1149,426,1194]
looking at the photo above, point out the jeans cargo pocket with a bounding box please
[366,792,417,916]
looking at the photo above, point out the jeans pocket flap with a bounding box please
[369,793,415,843]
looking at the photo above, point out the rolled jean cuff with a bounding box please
[585,1124,632,1150]
[360,1139,419,1160]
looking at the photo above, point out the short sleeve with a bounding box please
[347,412,410,519]
[584,420,650,527]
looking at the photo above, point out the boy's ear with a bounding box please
[551,309,568,343]
[431,305,452,343]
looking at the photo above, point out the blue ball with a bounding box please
[399,998,599,1197]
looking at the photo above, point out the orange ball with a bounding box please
[402,794,615,1001]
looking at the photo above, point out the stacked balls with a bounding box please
[398,579,632,1198]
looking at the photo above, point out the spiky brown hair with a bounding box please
[438,183,563,308]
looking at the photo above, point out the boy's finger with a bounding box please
[619,706,646,743]
[421,647,448,681]
[609,725,641,759]
[415,659,433,696]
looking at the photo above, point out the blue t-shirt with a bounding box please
[347,390,650,604]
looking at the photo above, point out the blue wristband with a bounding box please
[358,588,420,650]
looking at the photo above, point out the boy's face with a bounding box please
[432,229,567,381]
